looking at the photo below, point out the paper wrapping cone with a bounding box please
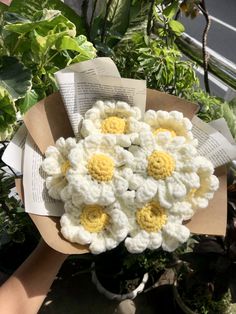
[21,89,227,254]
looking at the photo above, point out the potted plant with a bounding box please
[91,242,172,301]
[173,202,236,313]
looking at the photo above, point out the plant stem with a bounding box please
[89,0,99,40]
[101,0,113,44]
[82,0,90,38]
[46,51,59,64]
[198,0,211,94]
[147,0,155,36]
[11,34,24,55]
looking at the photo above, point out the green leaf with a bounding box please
[4,9,76,37]
[169,20,185,35]
[163,1,179,19]
[0,86,16,132]
[17,89,39,113]
[55,35,96,59]
[109,0,132,36]
[0,56,32,100]
[6,0,86,34]
[0,2,7,13]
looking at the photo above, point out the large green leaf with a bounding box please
[0,56,32,100]
[168,20,185,36]
[0,86,16,132]
[4,9,76,37]
[108,0,131,35]
[17,89,39,113]
[6,0,86,34]
[55,35,96,60]
[163,1,179,19]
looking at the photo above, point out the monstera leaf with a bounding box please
[0,56,32,100]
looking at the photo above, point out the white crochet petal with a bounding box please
[102,100,116,113]
[156,180,173,209]
[192,197,209,208]
[68,143,86,168]
[209,175,220,191]
[130,105,142,120]
[115,135,132,148]
[71,177,101,204]
[64,200,81,218]
[128,117,150,133]
[84,106,101,120]
[119,190,136,207]
[166,176,187,199]
[107,209,129,241]
[99,183,116,206]
[119,167,133,181]
[113,175,129,194]
[125,230,150,253]
[144,110,157,125]
[182,117,193,130]
[45,176,67,200]
[115,101,131,113]
[173,172,200,190]
[194,156,214,175]
[81,119,98,137]
[169,111,184,120]
[45,146,60,158]
[156,110,170,121]
[55,137,76,157]
[104,236,119,251]
[42,156,62,175]
[169,202,194,220]
[89,233,107,254]
[130,157,148,173]
[138,131,156,153]
[162,222,190,252]
[128,174,145,190]
[136,178,158,203]
[60,214,92,245]
[148,232,162,250]
[84,134,117,154]
[114,146,134,166]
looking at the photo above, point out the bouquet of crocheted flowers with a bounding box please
[42,100,219,254]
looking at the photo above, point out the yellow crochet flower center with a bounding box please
[87,154,114,182]
[101,116,127,134]
[80,205,110,233]
[147,151,175,180]
[136,201,167,233]
[153,127,176,137]
[61,160,71,176]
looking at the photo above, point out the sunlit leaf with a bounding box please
[169,20,185,35]
[17,89,39,113]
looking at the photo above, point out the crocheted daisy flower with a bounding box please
[60,200,129,254]
[125,201,190,253]
[66,134,133,206]
[42,137,77,200]
[80,100,149,147]
[144,110,194,142]
[127,131,200,208]
[185,156,219,209]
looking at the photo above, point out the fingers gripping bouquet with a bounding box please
[42,100,219,254]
